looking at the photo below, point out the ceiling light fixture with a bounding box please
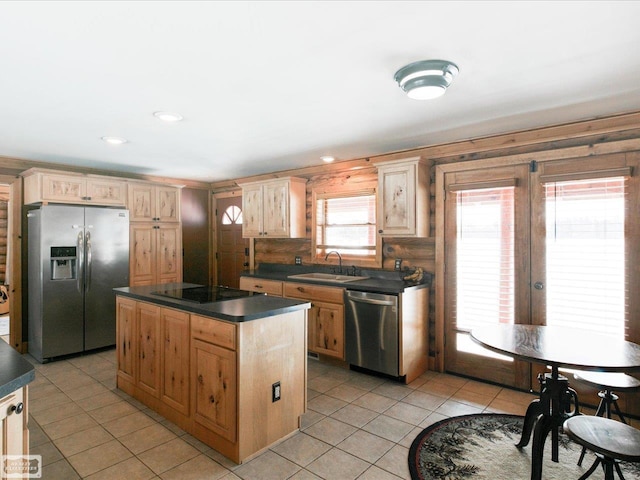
[321,156,335,163]
[153,111,183,122]
[101,136,127,145]
[394,59,459,100]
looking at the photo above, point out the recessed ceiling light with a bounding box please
[101,136,127,145]
[153,111,183,122]
[321,156,335,163]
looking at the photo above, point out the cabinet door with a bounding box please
[242,184,263,237]
[42,174,86,203]
[157,225,182,284]
[0,387,27,457]
[192,339,237,442]
[116,296,137,383]
[309,301,344,359]
[128,183,155,221]
[86,178,126,206]
[378,163,416,236]
[161,308,190,415]
[156,186,181,223]
[262,180,289,237]
[137,302,161,398]
[130,224,156,286]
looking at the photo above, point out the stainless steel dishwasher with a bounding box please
[344,290,399,377]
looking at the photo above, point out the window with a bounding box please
[221,205,242,225]
[312,188,380,266]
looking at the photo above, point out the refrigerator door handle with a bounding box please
[85,231,92,292]
[77,230,84,293]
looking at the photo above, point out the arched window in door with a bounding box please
[221,205,242,225]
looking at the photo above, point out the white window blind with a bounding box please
[314,191,376,260]
[544,177,626,337]
[455,186,515,330]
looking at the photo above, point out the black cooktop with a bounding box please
[151,286,263,304]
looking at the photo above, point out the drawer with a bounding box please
[191,315,236,350]
[284,282,344,304]
[239,277,283,296]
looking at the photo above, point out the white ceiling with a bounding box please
[2,1,640,183]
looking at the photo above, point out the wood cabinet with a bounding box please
[116,298,190,420]
[116,296,136,384]
[137,302,161,398]
[284,282,344,359]
[376,157,430,237]
[128,182,183,287]
[191,315,237,443]
[23,169,126,206]
[128,182,181,223]
[239,177,306,238]
[161,308,190,415]
[239,277,283,296]
[0,386,28,458]
[130,223,182,286]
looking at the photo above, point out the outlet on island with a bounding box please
[272,381,281,402]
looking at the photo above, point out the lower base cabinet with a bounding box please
[0,386,28,458]
[116,295,306,464]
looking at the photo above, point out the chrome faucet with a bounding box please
[324,250,343,274]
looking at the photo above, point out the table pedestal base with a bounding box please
[516,371,579,480]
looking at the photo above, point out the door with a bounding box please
[84,207,129,350]
[444,164,531,390]
[217,196,248,288]
[529,154,640,380]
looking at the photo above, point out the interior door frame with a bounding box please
[434,139,640,377]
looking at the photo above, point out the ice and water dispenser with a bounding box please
[50,246,77,280]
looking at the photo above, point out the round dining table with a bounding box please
[470,324,640,480]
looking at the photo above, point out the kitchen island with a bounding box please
[114,283,310,464]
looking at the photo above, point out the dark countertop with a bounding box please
[0,341,35,399]
[114,283,310,322]
[241,263,431,295]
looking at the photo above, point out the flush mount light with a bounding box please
[153,111,183,122]
[321,156,335,163]
[394,59,459,100]
[101,136,127,145]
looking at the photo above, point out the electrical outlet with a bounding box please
[295,256,302,265]
[272,381,281,402]
[394,258,402,271]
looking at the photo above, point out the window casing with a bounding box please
[311,188,380,267]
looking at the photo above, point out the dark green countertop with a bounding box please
[114,283,310,322]
[0,341,35,399]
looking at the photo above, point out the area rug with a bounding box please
[408,413,640,480]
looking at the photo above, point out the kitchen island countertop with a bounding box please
[0,341,35,399]
[114,283,310,322]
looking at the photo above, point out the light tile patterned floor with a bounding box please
[26,349,542,480]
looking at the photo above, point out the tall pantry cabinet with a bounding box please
[128,182,183,286]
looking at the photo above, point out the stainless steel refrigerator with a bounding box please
[28,205,129,362]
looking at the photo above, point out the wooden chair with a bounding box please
[571,371,640,466]
[563,415,640,480]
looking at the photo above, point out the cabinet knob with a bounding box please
[378,229,383,233]
[10,402,24,415]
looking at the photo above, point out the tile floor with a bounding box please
[25,349,542,480]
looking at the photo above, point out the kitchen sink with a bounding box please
[286,272,369,283]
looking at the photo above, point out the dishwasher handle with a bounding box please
[346,291,396,306]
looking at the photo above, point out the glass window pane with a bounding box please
[544,177,625,337]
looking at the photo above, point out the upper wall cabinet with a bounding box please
[23,169,126,206]
[128,182,181,223]
[376,157,430,237]
[239,177,306,238]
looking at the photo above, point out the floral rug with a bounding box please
[408,413,640,480]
